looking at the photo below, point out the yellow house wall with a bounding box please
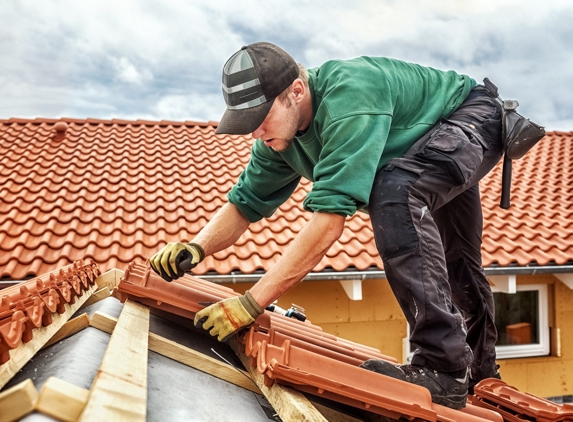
[221,273,573,399]
[496,274,573,398]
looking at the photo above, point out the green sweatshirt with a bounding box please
[228,56,476,222]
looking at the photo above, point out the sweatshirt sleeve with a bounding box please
[303,113,392,216]
[227,140,301,223]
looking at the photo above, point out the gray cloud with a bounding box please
[1,0,572,130]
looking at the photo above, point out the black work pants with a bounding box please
[368,87,502,380]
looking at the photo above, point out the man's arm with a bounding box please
[149,202,250,281]
[195,204,346,305]
[194,206,346,307]
[249,211,345,307]
[193,210,345,341]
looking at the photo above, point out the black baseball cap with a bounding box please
[216,42,299,135]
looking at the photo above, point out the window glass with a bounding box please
[494,290,539,345]
[404,283,549,361]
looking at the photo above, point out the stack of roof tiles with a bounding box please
[120,261,573,422]
[1,118,572,281]
[471,379,573,421]
[0,259,99,364]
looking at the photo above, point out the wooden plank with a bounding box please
[78,286,111,310]
[79,300,149,422]
[91,312,359,421]
[90,311,259,393]
[88,311,117,333]
[309,401,366,422]
[95,268,124,291]
[41,313,90,350]
[0,379,38,422]
[36,377,89,422]
[0,283,98,389]
[230,341,327,422]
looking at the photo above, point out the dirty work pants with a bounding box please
[368,87,503,380]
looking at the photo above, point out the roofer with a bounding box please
[150,41,502,410]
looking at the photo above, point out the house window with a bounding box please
[493,284,550,359]
[403,283,550,362]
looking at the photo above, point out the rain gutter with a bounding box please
[198,264,573,284]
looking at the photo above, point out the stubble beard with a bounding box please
[271,137,295,152]
[271,98,300,152]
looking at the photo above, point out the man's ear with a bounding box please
[291,79,306,104]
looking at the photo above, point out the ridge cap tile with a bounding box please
[0,259,100,364]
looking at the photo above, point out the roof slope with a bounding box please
[4,260,568,421]
[1,118,572,279]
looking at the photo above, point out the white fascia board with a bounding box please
[488,274,517,293]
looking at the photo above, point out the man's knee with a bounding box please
[369,167,420,259]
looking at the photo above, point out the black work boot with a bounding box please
[360,360,468,410]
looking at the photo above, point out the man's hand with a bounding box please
[150,242,205,281]
[194,291,264,341]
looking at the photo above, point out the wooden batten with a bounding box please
[229,341,328,422]
[79,300,149,421]
[36,377,89,422]
[90,311,259,393]
[0,379,38,422]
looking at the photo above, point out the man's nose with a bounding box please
[251,124,264,139]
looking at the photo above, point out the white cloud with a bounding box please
[112,57,153,85]
[153,92,224,122]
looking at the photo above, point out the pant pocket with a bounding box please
[416,123,484,185]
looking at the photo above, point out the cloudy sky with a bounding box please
[2,0,572,131]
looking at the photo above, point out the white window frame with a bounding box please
[403,283,550,362]
[492,283,550,359]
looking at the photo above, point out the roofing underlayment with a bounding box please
[2,260,572,421]
[1,264,283,422]
[1,118,573,280]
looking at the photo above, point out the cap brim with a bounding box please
[215,99,274,135]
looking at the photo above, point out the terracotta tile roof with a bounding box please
[118,262,507,421]
[481,131,573,267]
[1,118,572,279]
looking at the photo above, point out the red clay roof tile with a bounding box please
[117,260,506,421]
[0,259,99,364]
[1,118,572,279]
[471,378,573,421]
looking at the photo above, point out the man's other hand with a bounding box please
[194,291,264,341]
[149,242,204,281]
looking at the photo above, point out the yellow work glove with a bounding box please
[194,290,264,342]
[149,242,205,282]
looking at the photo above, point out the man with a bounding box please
[150,42,502,410]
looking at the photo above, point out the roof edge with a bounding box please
[198,264,573,283]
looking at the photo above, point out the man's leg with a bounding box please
[433,185,500,390]
[363,87,503,409]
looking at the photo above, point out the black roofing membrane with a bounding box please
[2,297,276,421]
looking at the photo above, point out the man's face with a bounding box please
[250,96,301,152]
